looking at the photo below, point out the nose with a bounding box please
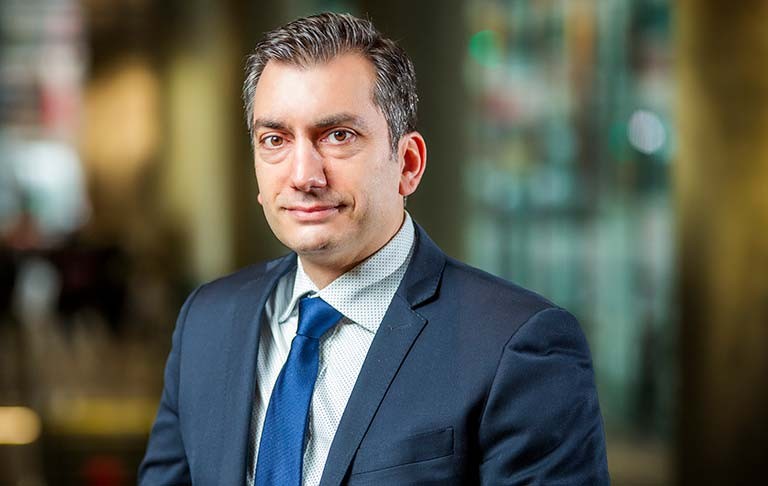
[290,138,327,192]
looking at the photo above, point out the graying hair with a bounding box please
[242,12,418,154]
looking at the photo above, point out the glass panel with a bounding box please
[464,0,675,442]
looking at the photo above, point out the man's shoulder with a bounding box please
[408,223,563,327]
[190,253,295,302]
[423,256,592,368]
[438,255,561,324]
[443,256,554,304]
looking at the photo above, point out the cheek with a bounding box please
[351,177,398,219]
[254,167,279,201]
[370,164,404,199]
[340,170,377,204]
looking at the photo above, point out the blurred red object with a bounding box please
[81,455,126,486]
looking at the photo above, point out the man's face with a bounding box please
[251,53,413,272]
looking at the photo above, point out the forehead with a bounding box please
[251,53,383,128]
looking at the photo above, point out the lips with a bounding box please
[284,204,343,222]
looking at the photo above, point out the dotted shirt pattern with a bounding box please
[246,213,416,486]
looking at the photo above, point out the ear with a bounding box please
[398,131,427,197]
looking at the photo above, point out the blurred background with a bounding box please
[0,0,766,484]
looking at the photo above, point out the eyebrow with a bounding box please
[314,113,370,131]
[252,118,287,131]
[252,113,371,132]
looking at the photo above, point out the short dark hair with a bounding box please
[243,12,418,154]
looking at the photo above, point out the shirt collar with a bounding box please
[277,212,415,333]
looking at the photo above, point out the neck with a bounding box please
[300,259,357,290]
[299,213,406,289]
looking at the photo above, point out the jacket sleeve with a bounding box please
[478,307,610,485]
[138,286,202,485]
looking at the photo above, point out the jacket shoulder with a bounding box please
[186,254,294,306]
[436,256,570,343]
[442,256,556,313]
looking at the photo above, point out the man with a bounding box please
[139,12,609,485]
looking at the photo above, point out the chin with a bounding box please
[292,242,333,255]
[282,233,336,255]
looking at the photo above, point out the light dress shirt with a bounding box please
[246,212,415,486]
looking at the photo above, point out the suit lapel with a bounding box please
[213,255,296,485]
[319,224,446,486]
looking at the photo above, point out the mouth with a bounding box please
[283,204,343,222]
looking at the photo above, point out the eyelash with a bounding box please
[323,129,355,144]
[260,135,284,148]
[258,129,357,149]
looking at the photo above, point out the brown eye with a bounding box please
[327,129,354,144]
[262,135,284,148]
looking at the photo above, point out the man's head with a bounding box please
[243,13,427,287]
[243,12,418,155]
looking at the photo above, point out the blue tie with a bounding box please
[255,296,342,486]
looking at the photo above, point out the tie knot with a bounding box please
[297,296,342,339]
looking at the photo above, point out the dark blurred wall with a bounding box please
[677,1,768,484]
[359,0,468,260]
[156,0,298,279]
[230,0,293,268]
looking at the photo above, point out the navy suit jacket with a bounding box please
[139,224,610,485]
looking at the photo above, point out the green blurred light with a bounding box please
[609,122,629,160]
[469,30,501,66]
